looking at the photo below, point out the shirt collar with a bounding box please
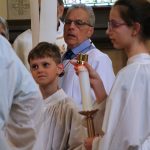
[44,89,67,106]
[72,39,93,55]
[62,39,95,61]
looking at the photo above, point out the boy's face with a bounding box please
[30,57,62,86]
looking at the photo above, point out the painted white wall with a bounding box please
[0,0,30,20]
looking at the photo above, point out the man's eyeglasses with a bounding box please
[108,20,127,30]
[65,19,93,28]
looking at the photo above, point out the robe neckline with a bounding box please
[127,53,150,65]
[44,89,67,106]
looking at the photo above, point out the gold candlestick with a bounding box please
[79,109,98,137]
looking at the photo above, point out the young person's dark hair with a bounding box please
[114,0,150,40]
[28,42,61,64]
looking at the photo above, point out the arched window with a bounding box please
[63,0,116,7]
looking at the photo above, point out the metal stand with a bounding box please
[79,109,98,137]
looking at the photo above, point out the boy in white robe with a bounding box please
[28,42,86,150]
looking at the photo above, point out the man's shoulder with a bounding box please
[88,48,110,60]
[14,29,32,41]
[58,20,64,30]
[0,35,14,65]
[57,20,64,37]
[13,29,32,48]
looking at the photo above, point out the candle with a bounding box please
[77,54,92,111]
[39,0,57,43]
[30,0,57,47]
[30,0,40,48]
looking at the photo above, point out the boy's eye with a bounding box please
[43,63,50,68]
[31,64,38,70]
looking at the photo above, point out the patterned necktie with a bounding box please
[64,50,75,60]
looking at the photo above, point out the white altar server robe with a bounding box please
[0,35,42,150]
[93,53,150,150]
[33,89,86,150]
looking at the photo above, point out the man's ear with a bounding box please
[87,27,94,38]
[57,63,64,77]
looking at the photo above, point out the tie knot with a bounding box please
[64,50,75,60]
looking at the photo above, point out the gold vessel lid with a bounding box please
[77,53,88,64]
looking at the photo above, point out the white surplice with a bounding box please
[13,20,67,70]
[93,53,150,150]
[33,89,87,150]
[0,35,43,150]
[13,29,32,70]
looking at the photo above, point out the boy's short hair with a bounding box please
[28,42,61,64]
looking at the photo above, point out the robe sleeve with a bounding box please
[0,36,43,150]
[67,101,87,150]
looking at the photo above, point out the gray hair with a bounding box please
[0,16,9,40]
[65,4,95,27]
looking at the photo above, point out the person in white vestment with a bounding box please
[28,42,87,150]
[0,16,9,40]
[71,0,150,149]
[59,4,115,111]
[13,0,67,70]
[0,35,43,150]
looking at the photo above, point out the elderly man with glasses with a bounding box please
[59,3,115,135]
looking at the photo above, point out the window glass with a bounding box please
[63,0,116,6]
